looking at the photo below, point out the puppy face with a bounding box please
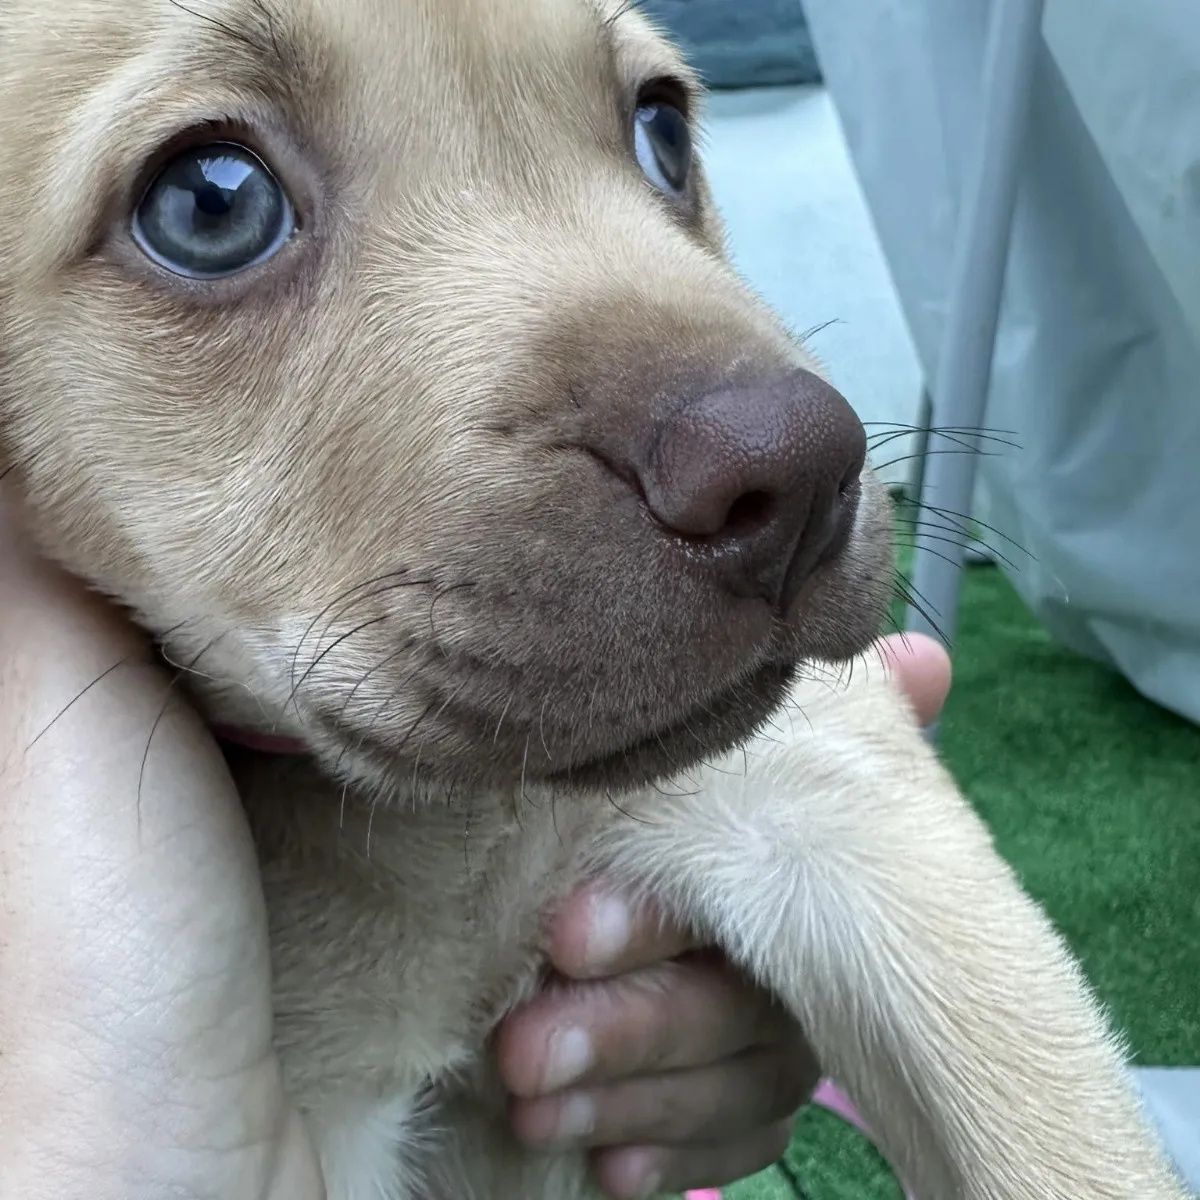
[0,0,892,794]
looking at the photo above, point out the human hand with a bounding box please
[497,633,952,1199]
[0,491,322,1200]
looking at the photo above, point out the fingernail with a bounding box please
[636,1170,664,1198]
[553,1091,596,1141]
[542,1026,593,1091]
[584,891,632,971]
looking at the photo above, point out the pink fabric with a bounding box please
[813,1077,870,1130]
[683,1078,914,1200]
[812,1080,915,1200]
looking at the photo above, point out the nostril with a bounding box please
[838,464,861,499]
[723,490,774,537]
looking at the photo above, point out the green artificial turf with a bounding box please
[716,562,1200,1200]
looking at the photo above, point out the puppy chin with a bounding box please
[164,656,312,755]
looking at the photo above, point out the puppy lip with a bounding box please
[542,659,788,783]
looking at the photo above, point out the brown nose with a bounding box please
[634,369,866,610]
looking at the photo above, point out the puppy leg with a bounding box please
[421,1090,598,1200]
[303,1091,431,1200]
[591,674,1186,1199]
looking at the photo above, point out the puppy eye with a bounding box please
[633,100,692,197]
[132,142,295,279]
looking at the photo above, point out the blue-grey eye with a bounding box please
[633,101,692,196]
[132,142,295,279]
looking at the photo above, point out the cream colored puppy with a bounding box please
[0,1,1187,1197]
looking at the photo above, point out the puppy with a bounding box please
[0,1,1188,1197]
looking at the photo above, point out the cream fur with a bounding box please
[0,1,1188,1197]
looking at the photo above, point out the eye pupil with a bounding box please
[132,142,295,279]
[633,100,693,197]
[195,181,233,218]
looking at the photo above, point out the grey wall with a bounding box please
[639,0,821,88]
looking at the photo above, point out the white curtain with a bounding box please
[802,0,1200,724]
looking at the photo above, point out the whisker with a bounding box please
[430,679,469,727]
[894,541,974,572]
[892,579,953,649]
[334,666,423,773]
[798,316,842,341]
[606,788,654,824]
[366,794,379,859]
[650,779,702,798]
[585,677,602,739]
[882,613,915,656]
[869,428,1019,457]
[896,503,979,547]
[158,641,273,723]
[899,528,1018,570]
[867,425,1021,452]
[26,659,130,750]
[410,741,425,805]
[864,421,1019,435]
[165,0,270,55]
[427,582,475,643]
[395,700,437,758]
[519,735,531,813]
[893,571,945,619]
[650,729,682,776]
[873,447,999,474]
[538,693,554,764]
[893,515,999,544]
[779,693,816,732]
[249,0,283,61]
[603,0,640,27]
[285,612,398,717]
[137,630,230,824]
[26,618,194,751]
[337,639,417,722]
[898,496,1033,557]
[492,693,515,747]
[793,658,843,685]
[288,571,412,704]
[550,786,563,848]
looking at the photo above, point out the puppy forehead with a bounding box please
[2,0,686,137]
[153,0,685,120]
